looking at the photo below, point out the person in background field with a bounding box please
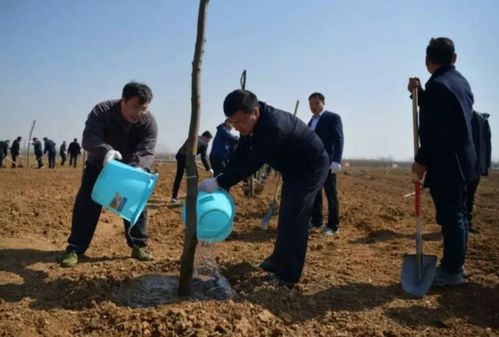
[0,140,9,168]
[199,89,329,287]
[209,119,239,176]
[10,136,22,168]
[68,138,82,168]
[60,81,157,267]
[43,137,57,169]
[308,92,344,236]
[60,141,67,166]
[408,37,479,287]
[171,131,213,203]
[32,137,44,169]
[466,111,492,234]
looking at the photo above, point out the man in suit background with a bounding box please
[171,131,213,203]
[308,92,344,236]
[466,111,492,234]
[408,37,479,287]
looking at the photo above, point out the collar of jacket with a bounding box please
[429,64,455,81]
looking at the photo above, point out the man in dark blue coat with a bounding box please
[68,138,82,168]
[199,89,329,286]
[308,92,344,236]
[32,137,44,169]
[408,37,479,287]
[60,141,67,166]
[465,111,492,234]
[43,137,57,169]
[209,119,239,176]
[10,136,22,168]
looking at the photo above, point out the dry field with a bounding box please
[0,163,498,337]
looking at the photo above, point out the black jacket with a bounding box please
[10,139,21,156]
[176,137,211,171]
[44,139,57,155]
[217,102,328,189]
[0,141,8,157]
[60,143,67,156]
[309,110,344,164]
[415,64,479,186]
[68,141,81,155]
[33,140,43,156]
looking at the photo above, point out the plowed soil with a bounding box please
[1,163,498,337]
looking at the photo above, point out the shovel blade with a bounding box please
[401,254,437,297]
[260,205,275,229]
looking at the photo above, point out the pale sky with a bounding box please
[1,0,498,161]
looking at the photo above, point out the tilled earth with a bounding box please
[0,163,498,337]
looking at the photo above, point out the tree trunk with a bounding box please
[26,120,36,168]
[178,0,210,296]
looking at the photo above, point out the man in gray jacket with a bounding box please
[61,82,158,267]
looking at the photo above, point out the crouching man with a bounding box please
[61,82,158,267]
[199,89,329,287]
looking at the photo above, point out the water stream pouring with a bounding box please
[181,189,235,242]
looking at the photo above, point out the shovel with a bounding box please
[401,88,437,297]
[260,174,281,229]
[260,100,300,229]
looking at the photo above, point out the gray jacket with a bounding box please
[82,99,158,170]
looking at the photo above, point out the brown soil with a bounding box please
[0,163,498,337]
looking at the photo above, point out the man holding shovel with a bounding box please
[408,37,479,287]
[60,81,157,267]
[199,89,329,287]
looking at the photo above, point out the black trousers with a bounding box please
[172,154,186,199]
[61,153,67,166]
[209,154,227,177]
[430,181,468,274]
[69,154,78,168]
[269,156,329,283]
[48,153,56,169]
[66,162,148,255]
[11,154,18,168]
[35,153,44,168]
[311,171,340,230]
[0,155,4,167]
[465,178,480,229]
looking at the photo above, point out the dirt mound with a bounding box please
[1,164,498,336]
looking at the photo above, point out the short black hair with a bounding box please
[201,130,213,139]
[74,138,77,142]
[122,81,153,104]
[426,37,455,65]
[16,136,22,140]
[223,89,259,117]
[309,92,325,103]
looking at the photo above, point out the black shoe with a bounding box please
[271,274,296,288]
[308,221,322,229]
[259,258,280,273]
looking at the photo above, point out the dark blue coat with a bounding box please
[44,139,57,155]
[210,123,239,161]
[33,140,43,156]
[10,139,21,156]
[309,111,343,164]
[217,102,328,189]
[415,64,479,186]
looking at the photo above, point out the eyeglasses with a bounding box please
[130,106,149,115]
[229,112,253,127]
